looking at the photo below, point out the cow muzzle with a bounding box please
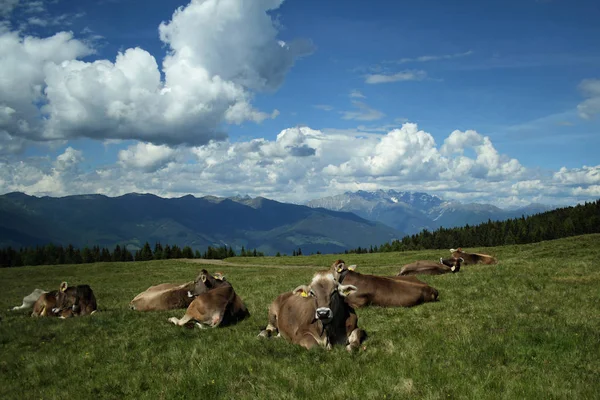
[315,307,333,323]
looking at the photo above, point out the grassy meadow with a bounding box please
[1,234,599,399]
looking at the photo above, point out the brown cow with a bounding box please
[398,257,463,276]
[331,260,439,308]
[450,248,497,265]
[53,282,98,317]
[168,270,249,329]
[31,290,74,318]
[129,281,196,311]
[258,271,365,352]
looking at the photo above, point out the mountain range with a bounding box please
[0,192,402,255]
[306,190,555,235]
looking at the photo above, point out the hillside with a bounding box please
[0,192,402,255]
[1,234,599,399]
[306,190,556,234]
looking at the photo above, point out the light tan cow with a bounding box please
[130,281,196,312]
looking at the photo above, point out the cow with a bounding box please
[31,290,73,318]
[129,281,196,312]
[52,282,98,317]
[258,271,366,352]
[168,269,249,329]
[398,257,463,276]
[330,260,439,308]
[450,248,497,265]
[12,288,47,311]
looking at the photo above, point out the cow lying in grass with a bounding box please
[450,248,497,265]
[130,281,196,312]
[330,260,439,308]
[52,281,98,317]
[13,284,96,318]
[398,257,463,276]
[168,270,249,329]
[258,271,366,352]
[32,290,73,318]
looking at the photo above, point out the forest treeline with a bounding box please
[346,199,600,254]
[0,242,264,268]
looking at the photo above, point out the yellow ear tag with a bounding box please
[301,292,308,297]
[337,267,343,273]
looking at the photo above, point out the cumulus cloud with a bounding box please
[0,0,313,146]
[3,122,590,208]
[0,147,84,196]
[365,70,427,84]
[553,165,600,185]
[118,142,178,172]
[577,79,600,119]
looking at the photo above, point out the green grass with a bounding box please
[1,234,600,399]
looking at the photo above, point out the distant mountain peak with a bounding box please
[306,190,555,235]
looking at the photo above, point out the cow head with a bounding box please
[330,259,357,282]
[53,282,75,315]
[440,257,463,272]
[450,248,464,258]
[191,269,228,296]
[293,273,357,325]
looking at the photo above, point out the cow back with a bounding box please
[130,281,195,312]
[341,271,438,307]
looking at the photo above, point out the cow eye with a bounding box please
[309,289,316,297]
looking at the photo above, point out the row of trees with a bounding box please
[0,242,264,268]
[347,200,600,253]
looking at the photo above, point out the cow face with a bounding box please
[450,248,464,258]
[293,273,357,325]
[192,269,227,296]
[440,257,463,271]
[330,259,357,281]
[54,281,73,312]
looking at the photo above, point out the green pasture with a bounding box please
[1,234,599,399]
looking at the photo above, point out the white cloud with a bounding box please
[314,104,334,111]
[554,165,600,185]
[118,142,177,172]
[3,123,588,208]
[391,50,473,64]
[340,101,385,121]
[0,0,313,146]
[349,90,366,98]
[0,0,19,17]
[577,79,600,119]
[365,70,427,84]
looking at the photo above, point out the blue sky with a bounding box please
[0,0,599,207]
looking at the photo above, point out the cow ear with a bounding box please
[60,282,68,292]
[347,264,357,271]
[338,284,357,297]
[200,273,208,283]
[458,248,462,251]
[213,272,225,281]
[459,257,464,263]
[293,285,310,298]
